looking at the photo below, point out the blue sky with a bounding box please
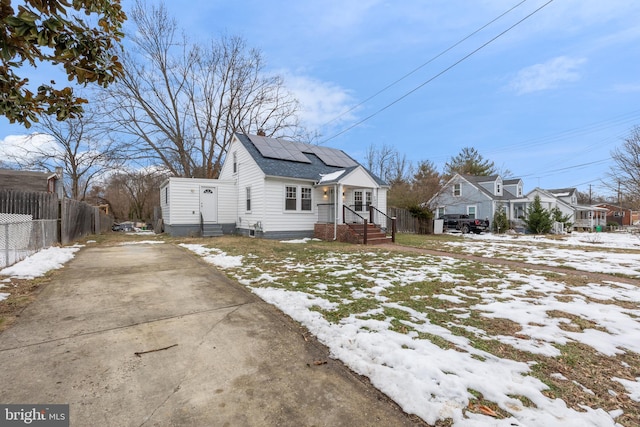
[2,0,640,196]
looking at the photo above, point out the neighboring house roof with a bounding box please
[235,133,387,186]
[546,188,577,198]
[459,174,521,201]
[0,168,56,192]
[595,203,632,211]
[503,178,522,185]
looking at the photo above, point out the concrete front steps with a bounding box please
[202,223,223,237]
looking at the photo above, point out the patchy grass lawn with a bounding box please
[3,231,639,426]
[396,232,640,278]
[185,234,640,426]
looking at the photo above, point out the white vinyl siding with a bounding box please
[218,137,265,231]
[160,178,236,226]
[261,179,317,233]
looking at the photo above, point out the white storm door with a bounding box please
[200,187,218,222]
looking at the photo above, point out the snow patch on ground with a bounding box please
[0,246,82,279]
[181,236,640,427]
[179,243,243,268]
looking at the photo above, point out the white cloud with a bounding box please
[0,133,61,165]
[508,56,587,95]
[282,72,357,132]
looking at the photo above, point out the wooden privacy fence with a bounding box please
[386,207,433,234]
[0,190,113,266]
[0,190,58,219]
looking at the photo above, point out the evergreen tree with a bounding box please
[492,204,509,233]
[443,147,497,178]
[524,195,553,234]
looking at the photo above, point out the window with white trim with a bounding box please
[437,207,445,218]
[246,187,251,212]
[301,187,312,211]
[285,186,297,210]
[453,183,461,197]
[233,152,237,173]
[354,191,363,211]
[284,185,313,212]
[467,206,476,219]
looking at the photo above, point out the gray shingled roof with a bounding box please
[236,133,387,186]
[460,174,521,201]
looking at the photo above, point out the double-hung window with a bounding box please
[285,186,297,211]
[246,187,251,212]
[354,191,363,211]
[285,185,313,211]
[453,183,461,197]
[301,187,312,211]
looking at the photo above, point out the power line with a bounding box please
[479,109,640,158]
[320,0,555,144]
[321,0,530,128]
[520,158,611,179]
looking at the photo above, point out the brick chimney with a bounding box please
[257,129,266,136]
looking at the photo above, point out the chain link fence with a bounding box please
[0,214,58,268]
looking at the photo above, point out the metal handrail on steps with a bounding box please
[368,206,396,243]
[343,205,368,245]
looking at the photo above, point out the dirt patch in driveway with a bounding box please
[0,277,50,332]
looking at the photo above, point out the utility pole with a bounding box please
[617,180,621,206]
[589,184,592,204]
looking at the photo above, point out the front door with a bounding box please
[200,187,217,222]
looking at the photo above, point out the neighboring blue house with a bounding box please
[430,174,525,223]
[429,173,607,232]
[160,133,389,241]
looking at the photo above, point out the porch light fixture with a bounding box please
[323,190,327,197]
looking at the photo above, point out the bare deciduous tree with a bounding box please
[608,126,640,209]
[1,109,123,200]
[364,143,412,183]
[104,1,300,178]
[96,167,170,222]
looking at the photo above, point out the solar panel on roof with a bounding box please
[250,135,311,163]
[249,134,356,167]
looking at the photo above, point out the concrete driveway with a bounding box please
[0,243,421,426]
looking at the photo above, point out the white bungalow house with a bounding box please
[160,133,391,243]
[543,188,607,230]
[430,174,607,232]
